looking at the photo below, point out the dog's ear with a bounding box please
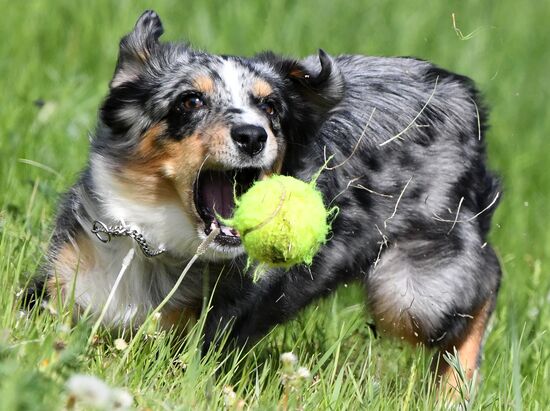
[111,10,164,87]
[280,49,345,109]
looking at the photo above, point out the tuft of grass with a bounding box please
[1,0,549,409]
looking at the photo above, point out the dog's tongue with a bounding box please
[200,171,235,218]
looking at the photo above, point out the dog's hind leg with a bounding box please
[433,291,497,399]
[364,232,501,397]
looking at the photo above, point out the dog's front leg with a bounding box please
[202,254,358,355]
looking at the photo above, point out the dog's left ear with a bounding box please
[280,49,345,109]
[111,10,164,87]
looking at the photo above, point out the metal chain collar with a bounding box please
[91,220,166,258]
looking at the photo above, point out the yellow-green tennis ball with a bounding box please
[227,175,330,268]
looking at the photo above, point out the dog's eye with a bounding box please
[182,94,205,110]
[258,101,276,116]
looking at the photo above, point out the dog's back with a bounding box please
[295,54,498,231]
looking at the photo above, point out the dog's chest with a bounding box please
[73,242,204,327]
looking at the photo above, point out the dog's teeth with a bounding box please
[230,228,240,237]
[220,226,234,236]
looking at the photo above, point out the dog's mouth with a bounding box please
[193,168,262,246]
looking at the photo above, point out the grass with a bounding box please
[1,0,549,409]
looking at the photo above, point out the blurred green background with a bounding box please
[1,0,549,409]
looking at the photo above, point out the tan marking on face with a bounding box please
[117,121,285,223]
[135,122,168,162]
[252,79,273,99]
[197,124,235,164]
[193,75,215,94]
[435,299,493,400]
[117,123,181,203]
[160,133,209,220]
[48,235,95,308]
[116,123,195,209]
[116,122,209,221]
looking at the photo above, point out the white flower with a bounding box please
[223,385,240,409]
[296,366,311,380]
[66,375,111,409]
[114,338,128,351]
[66,374,133,410]
[110,388,134,410]
[280,352,298,367]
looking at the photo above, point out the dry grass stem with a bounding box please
[432,192,500,224]
[379,77,439,147]
[384,177,413,229]
[447,196,464,234]
[325,108,376,170]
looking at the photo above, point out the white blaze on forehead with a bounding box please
[219,59,265,126]
[220,59,246,106]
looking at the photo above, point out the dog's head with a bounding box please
[92,10,344,259]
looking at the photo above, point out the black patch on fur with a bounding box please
[100,79,154,135]
[164,94,205,140]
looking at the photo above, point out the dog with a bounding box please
[36,10,501,393]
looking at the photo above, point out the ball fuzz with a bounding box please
[226,175,330,268]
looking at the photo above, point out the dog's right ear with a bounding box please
[111,10,164,87]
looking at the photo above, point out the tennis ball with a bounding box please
[224,175,330,268]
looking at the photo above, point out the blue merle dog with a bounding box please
[36,10,501,393]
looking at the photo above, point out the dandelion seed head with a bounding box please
[281,352,298,366]
[66,374,133,410]
[223,386,237,408]
[66,374,111,408]
[114,338,128,351]
[296,367,311,380]
[110,388,133,410]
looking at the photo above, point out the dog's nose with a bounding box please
[230,125,268,157]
